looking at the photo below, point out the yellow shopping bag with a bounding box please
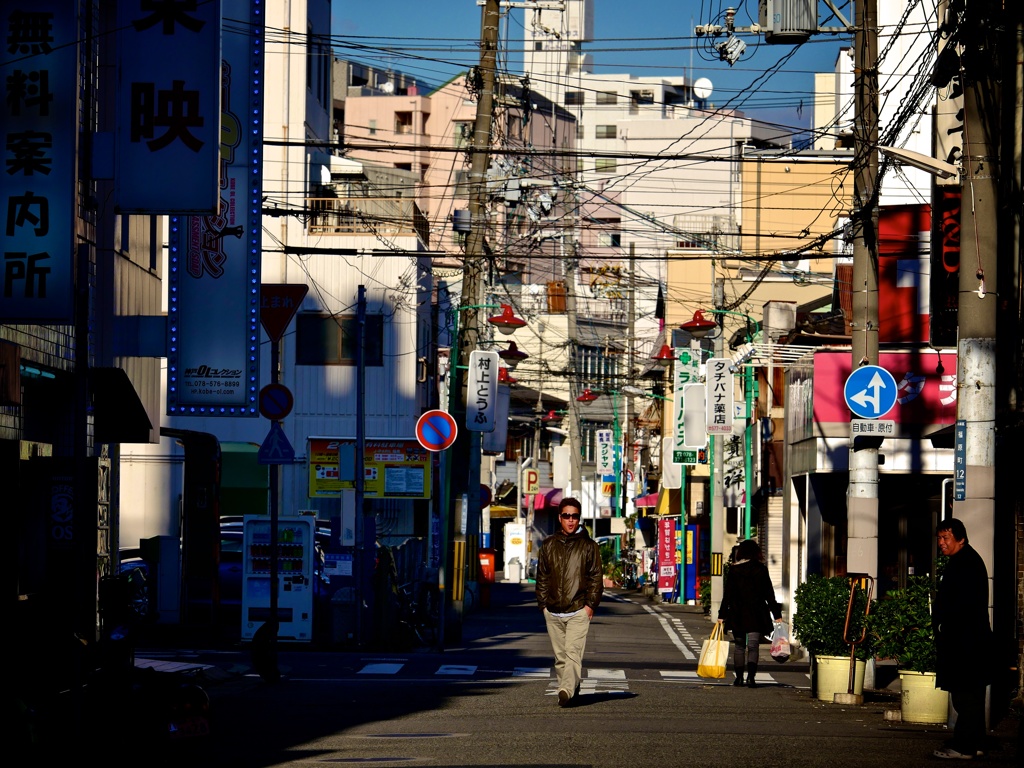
[697,622,729,679]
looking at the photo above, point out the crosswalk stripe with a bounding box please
[437,665,477,675]
[659,670,779,685]
[513,667,551,677]
[358,663,405,674]
[586,668,627,680]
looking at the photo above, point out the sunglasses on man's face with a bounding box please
[560,512,581,520]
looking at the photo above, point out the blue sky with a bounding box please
[331,1,852,132]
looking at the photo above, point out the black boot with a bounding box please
[746,662,758,688]
[733,664,746,686]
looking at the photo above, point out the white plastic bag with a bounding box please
[770,620,791,663]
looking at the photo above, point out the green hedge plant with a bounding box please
[869,575,937,673]
[792,574,874,660]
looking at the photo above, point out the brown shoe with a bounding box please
[558,690,571,707]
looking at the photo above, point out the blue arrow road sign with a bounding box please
[844,365,898,419]
[258,421,295,465]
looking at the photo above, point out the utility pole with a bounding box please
[846,0,880,581]
[710,277,725,620]
[951,0,1000,607]
[445,0,500,642]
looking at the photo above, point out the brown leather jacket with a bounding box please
[535,527,604,614]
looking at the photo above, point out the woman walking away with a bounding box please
[718,539,782,687]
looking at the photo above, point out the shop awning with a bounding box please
[635,492,660,508]
[90,366,153,444]
[524,487,562,510]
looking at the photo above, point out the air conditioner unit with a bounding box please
[780,258,810,273]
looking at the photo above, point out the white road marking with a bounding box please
[358,663,405,675]
[513,667,551,677]
[436,665,477,675]
[644,605,697,659]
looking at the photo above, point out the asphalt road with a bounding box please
[110,582,1019,767]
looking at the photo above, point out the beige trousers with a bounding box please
[543,608,591,698]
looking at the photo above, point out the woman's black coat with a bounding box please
[718,558,781,637]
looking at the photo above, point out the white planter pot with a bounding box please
[814,655,865,702]
[899,670,949,724]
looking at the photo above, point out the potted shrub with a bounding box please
[792,575,874,701]
[869,575,948,724]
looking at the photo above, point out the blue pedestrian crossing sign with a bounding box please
[844,365,898,419]
[258,421,295,465]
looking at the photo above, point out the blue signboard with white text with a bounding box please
[0,0,77,322]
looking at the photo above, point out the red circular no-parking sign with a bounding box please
[415,409,459,452]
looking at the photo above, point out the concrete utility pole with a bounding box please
[951,0,1000,606]
[710,277,725,620]
[445,0,500,641]
[564,205,583,497]
[846,0,881,581]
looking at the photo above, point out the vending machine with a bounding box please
[241,515,315,642]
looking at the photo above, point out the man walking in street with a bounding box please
[535,497,603,707]
[932,518,995,760]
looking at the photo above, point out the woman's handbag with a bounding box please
[770,620,791,663]
[697,622,729,678]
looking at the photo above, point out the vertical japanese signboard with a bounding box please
[116,0,221,213]
[953,419,966,501]
[705,358,734,435]
[167,0,262,416]
[673,346,706,461]
[596,429,614,474]
[1,1,76,322]
[658,517,676,592]
[466,350,499,432]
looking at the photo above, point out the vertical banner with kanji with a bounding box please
[466,350,499,431]
[1,1,77,322]
[596,429,614,474]
[166,0,262,415]
[705,358,734,435]
[658,517,676,592]
[116,0,221,212]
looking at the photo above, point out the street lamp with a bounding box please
[498,341,528,369]
[651,343,675,368]
[680,309,717,340]
[487,303,528,335]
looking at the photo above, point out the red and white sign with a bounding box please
[879,205,931,344]
[812,350,957,427]
[415,410,458,452]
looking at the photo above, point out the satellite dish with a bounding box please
[693,77,713,101]
[379,80,394,94]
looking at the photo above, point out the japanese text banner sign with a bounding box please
[466,350,499,432]
[116,0,221,213]
[1,0,76,322]
[596,429,614,474]
[658,518,676,592]
[166,0,261,416]
[705,358,734,435]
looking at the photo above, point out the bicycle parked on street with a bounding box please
[395,582,438,649]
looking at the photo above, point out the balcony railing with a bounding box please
[306,196,429,246]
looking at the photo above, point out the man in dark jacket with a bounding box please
[717,539,782,688]
[535,497,603,707]
[932,518,994,760]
